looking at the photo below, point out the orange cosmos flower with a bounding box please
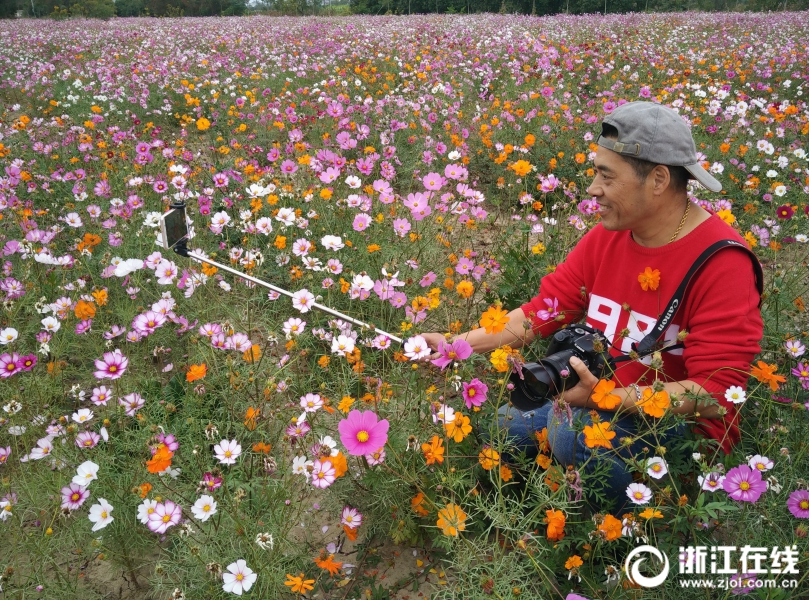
[284,573,315,595]
[74,299,96,320]
[137,482,152,498]
[91,289,108,306]
[499,465,513,482]
[195,117,211,131]
[478,447,500,470]
[590,379,621,410]
[545,509,566,542]
[598,514,622,541]
[445,413,472,443]
[242,344,262,362]
[314,554,342,576]
[330,452,348,478]
[565,555,583,570]
[750,361,786,391]
[480,305,510,335]
[411,492,430,516]
[437,503,467,537]
[146,445,173,474]
[456,280,474,299]
[252,442,272,454]
[582,421,615,449]
[244,407,260,430]
[422,436,445,465]
[638,388,671,418]
[638,267,661,291]
[186,363,207,382]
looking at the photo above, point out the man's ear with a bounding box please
[650,165,671,194]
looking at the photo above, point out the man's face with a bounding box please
[586,146,656,233]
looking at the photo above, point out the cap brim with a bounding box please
[685,163,722,193]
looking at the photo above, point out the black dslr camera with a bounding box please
[509,323,615,411]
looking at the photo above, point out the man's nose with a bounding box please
[586,180,600,197]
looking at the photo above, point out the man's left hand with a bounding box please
[554,356,599,408]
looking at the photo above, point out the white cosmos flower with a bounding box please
[222,559,257,596]
[137,498,158,524]
[345,175,362,188]
[88,498,114,531]
[403,335,430,360]
[41,317,61,333]
[626,482,652,504]
[191,495,218,522]
[321,235,344,251]
[0,328,18,344]
[73,460,99,487]
[646,457,668,479]
[292,455,313,477]
[331,334,355,355]
[724,386,746,404]
[72,408,94,423]
[774,185,787,197]
[114,258,144,277]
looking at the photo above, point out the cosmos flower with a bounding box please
[430,338,473,370]
[222,560,257,596]
[214,439,242,465]
[723,465,767,503]
[93,349,129,380]
[61,483,90,510]
[338,410,389,456]
[88,498,114,531]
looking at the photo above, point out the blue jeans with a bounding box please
[493,401,685,512]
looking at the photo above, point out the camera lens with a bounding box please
[523,350,578,400]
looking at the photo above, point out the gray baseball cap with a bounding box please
[596,101,722,192]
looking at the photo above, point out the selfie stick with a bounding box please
[166,199,404,345]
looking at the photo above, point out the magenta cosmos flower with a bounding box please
[60,483,90,511]
[0,352,21,378]
[723,465,767,503]
[338,410,389,456]
[430,339,473,371]
[93,349,128,380]
[787,489,809,518]
[462,378,489,409]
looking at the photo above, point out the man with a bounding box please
[423,101,763,505]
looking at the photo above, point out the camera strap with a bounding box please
[614,239,763,363]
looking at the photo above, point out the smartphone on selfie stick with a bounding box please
[160,199,403,344]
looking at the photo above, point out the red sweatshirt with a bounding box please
[520,213,763,454]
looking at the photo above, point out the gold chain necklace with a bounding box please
[668,200,691,243]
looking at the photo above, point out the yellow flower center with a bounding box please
[800,500,809,510]
[148,507,155,514]
[109,365,117,372]
[236,574,244,581]
[203,504,211,512]
[448,351,457,359]
[224,451,232,458]
[739,482,750,491]
[468,389,476,397]
[162,514,171,523]
[652,465,661,472]
[634,492,644,499]
[356,430,369,443]
[71,493,80,501]
[101,511,108,519]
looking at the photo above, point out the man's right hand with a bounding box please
[420,332,450,361]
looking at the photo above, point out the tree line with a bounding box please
[0,0,803,21]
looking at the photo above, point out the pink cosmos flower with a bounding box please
[392,218,411,238]
[300,393,323,413]
[338,410,389,456]
[422,172,444,191]
[147,500,182,534]
[120,393,144,416]
[462,378,489,409]
[537,297,559,321]
[341,506,363,529]
[0,352,21,378]
[366,448,386,465]
[310,459,336,489]
[201,472,223,492]
[723,465,767,503]
[787,489,809,518]
[699,471,726,492]
[214,439,242,465]
[75,431,101,449]
[91,386,113,406]
[93,349,128,380]
[431,339,473,371]
[0,446,10,465]
[61,483,90,510]
[352,213,371,232]
[286,420,311,438]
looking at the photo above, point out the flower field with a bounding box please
[1,11,809,599]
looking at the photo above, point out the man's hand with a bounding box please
[555,356,599,408]
[420,332,449,362]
